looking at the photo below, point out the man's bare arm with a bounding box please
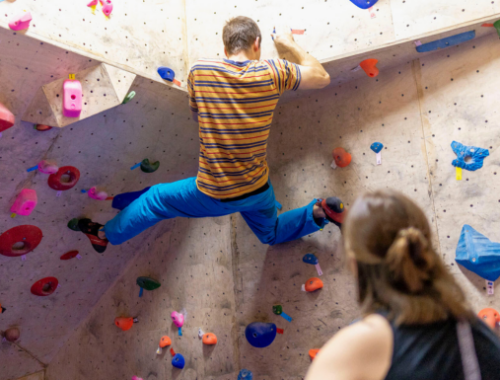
[272,27,330,90]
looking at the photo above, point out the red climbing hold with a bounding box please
[115,317,135,331]
[34,124,52,131]
[60,250,79,260]
[305,277,324,292]
[0,102,15,133]
[3,327,20,342]
[159,335,172,348]
[48,166,80,191]
[478,308,500,329]
[332,147,352,168]
[360,59,379,78]
[0,225,43,257]
[202,333,218,345]
[31,277,58,296]
[309,348,320,360]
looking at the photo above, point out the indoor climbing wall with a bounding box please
[0,27,198,380]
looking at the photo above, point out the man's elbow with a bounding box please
[319,73,330,88]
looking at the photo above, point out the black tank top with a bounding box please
[383,317,500,380]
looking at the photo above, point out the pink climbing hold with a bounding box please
[63,79,82,118]
[9,12,32,31]
[87,0,99,6]
[10,189,37,216]
[0,102,15,133]
[101,0,113,17]
[88,186,108,200]
[171,311,184,328]
[37,160,59,174]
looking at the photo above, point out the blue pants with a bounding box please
[104,177,328,246]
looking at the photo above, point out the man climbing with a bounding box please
[72,16,342,253]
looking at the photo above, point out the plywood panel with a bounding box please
[417,32,500,311]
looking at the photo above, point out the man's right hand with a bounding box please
[271,26,295,50]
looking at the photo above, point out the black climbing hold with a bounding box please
[67,218,81,231]
[136,276,161,291]
[140,159,160,173]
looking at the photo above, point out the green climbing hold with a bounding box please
[136,276,161,291]
[67,218,81,231]
[272,305,283,315]
[140,159,160,173]
[494,20,500,38]
[122,91,136,104]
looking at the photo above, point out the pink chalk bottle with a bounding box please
[63,79,82,118]
[9,12,32,31]
[11,189,37,216]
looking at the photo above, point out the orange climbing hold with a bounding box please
[114,317,134,331]
[159,335,172,348]
[360,59,379,78]
[202,332,218,345]
[305,277,324,292]
[309,348,320,360]
[478,308,500,329]
[332,147,352,168]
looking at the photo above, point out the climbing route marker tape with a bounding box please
[56,191,62,197]
[376,152,382,165]
[280,312,293,323]
[173,79,181,87]
[198,328,204,338]
[10,213,16,218]
[21,255,26,261]
[351,65,362,72]
[414,40,422,47]
[368,7,376,18]
[291,29,305,35]
[139,287,144,297]
[130,163,141,170]
[456,167,462,181]
[315,263,323,276]
[178,327,182,336]
[487,280,494,295]
[69,74,75,80]
[276,328,284,334]
[330,160,337,169]
[27,165,38,172]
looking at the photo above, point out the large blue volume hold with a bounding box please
[451,141,489,171]
[158,66,175,82]
[416,30,476,53]
[303,253,319,265]
[112,187,151,210]
[245,322,277,348]
[172,353,185,369]
[456,225,500,282]
[349,0,378,9]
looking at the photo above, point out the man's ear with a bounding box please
[253,37,260,52]
[224,47,228,58]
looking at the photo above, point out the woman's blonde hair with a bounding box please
[344,190,473,325]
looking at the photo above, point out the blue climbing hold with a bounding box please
[370,142,383,153]
[451,141,489,171]
[303,253,319,265]
[158,66,175,82]
[349,0,378,10]
[456,225,500,282]
[172,353,185,369]
[416,30,475,53]
[112,187,151,210]
[238,369,253,380]
[245,322,277,348]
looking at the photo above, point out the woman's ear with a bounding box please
[348,256,358,278]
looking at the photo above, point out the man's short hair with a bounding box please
[223,16,262,55]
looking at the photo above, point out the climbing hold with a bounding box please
[171,311,184,327]
[31,277,58,296]
[309,348,320,360]
[37,160,59,174]
[63,79,82,118]
[122,91,136,104]
[3,327,20,342]
[10,189,37,216]
[273,305,283,315]
[245,322,277,348]
[331,147,352,168]
[34,124,52,131]
[114,317,138,331]
[0,303,5,314]
[494,20,500,38]
[60,250,80,260]
[172,353,185,369]
[0,225,43,257]
[137,277,161,297]
[140,159,160,173]
[370,142,383,165]
[303,253,319,265]
[456,225,500,282]
[451,141,489,171]
[101,0,113,17]
[131,377,143,380]
[478,308,500,329]
[0,102,15,133]
[304,277,324,292]
[67,218,81,232]
[88,186,108,200]
[202,332,218,345]
[112,187,151,210]
[156,335,171,354]
[48,166,80,191]
[158,67,175,82]
[87,0,98,6]
[359,59,379,78]
[238,369,253,380]
[416,31,475,53]
[321,197,345,226]
[349,0,378,9]
[8,12,32,31]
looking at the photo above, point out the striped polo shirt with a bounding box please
[188,58,301,199]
